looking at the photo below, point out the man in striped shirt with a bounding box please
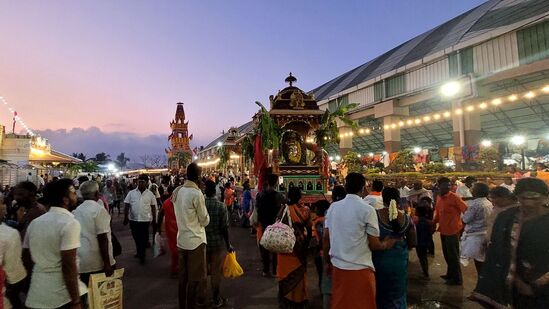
[204,180,232,307]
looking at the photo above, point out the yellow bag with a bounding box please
[222,252,244,278]
[88,268,124,309]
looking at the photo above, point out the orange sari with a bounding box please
[277,204,312,308]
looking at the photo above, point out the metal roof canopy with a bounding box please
[311,0,549,102]
[341,74,549,156]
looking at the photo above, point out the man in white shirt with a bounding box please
[124,174,157,264]
[73,181,115,285]
[499,177,515,192]
[1,197,27,309]
[23,179,87,309]
[456,176,476,200]
[323,173,397,308]
[398,180,411,209]
[363,179,384,209]
[173,163,210,309]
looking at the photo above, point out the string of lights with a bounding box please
[197,158,220,167]
[0,96,36,136]
[337,84,549,137]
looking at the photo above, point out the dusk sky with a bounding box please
[0,1,485,159]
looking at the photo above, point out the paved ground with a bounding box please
[111,214,482,309]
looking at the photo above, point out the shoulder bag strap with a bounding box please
[281,205,292,228]
[293,205,306,224]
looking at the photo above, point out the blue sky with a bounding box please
[0,0,486,159]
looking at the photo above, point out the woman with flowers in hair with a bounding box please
[373,187,417,309]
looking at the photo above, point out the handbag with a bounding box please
[259,205,296,253]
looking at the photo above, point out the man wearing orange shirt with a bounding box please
[223,183,235,214]
[434,177,468,286]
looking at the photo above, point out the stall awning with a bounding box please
[30,149,83,164]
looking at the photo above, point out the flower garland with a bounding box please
[389,199,399,221]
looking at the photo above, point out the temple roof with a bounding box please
[270,73,319,111]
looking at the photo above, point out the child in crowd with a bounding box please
[312,200,331,292]
[413,204,435,277]
[419,196,435,255]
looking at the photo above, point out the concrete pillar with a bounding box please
[452,101,481,169]
[339,126,353,156]
[383,116,401,153]
[452,101,481,148]
[373,100,408,154]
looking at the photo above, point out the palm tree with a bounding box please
[94,152,110,163]
[116,152,130,168]
[315,99,358,148]
[71,153,86,161]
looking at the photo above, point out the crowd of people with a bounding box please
[250,171,549,308]
[1,176,117,309]
[1,163,549,309]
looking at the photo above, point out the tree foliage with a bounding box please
[421,162,453,174]
[217,146,230,169]
[342,151,363,174]
[71,153,87,161]
[315,99,358,148]
[478,147,500,172]
[94,152,110,163]
[387,150,415,173]
[68,161,98,174]
[116,152,130,168]
[141,154,167,168]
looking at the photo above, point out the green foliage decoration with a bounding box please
[255,101,281,151]
[241,134,255,162]
[169,151,191,169]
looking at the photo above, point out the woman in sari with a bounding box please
[373,187,416,309]
[156,186,178,278]
[277,187,312,309]
[471,177,549,308]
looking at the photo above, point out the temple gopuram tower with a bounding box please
[166,103,193,172]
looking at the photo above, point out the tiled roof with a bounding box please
[202,121,254,150]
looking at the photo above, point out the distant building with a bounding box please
[0,125,81,186]
[166,103,193,172]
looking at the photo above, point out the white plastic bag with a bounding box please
[153,233,166,257]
